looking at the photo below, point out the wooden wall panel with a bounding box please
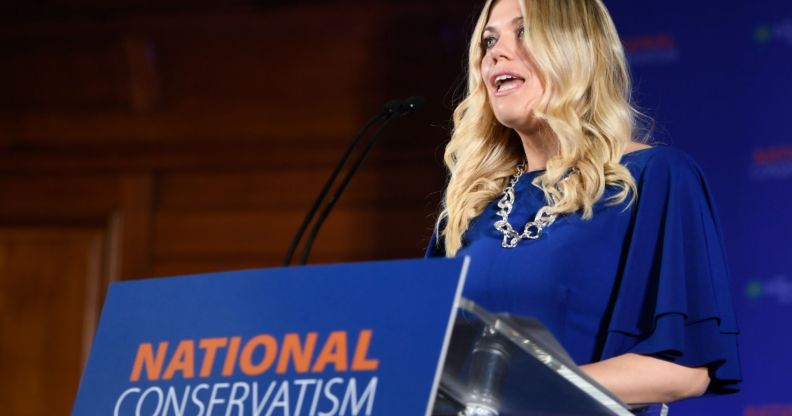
[0,228,104,416]
[149,162,443,272]
[117,174,153,279]
[0,38,128,111]
[0,175,119,221]
[155,166,441,211]
[0,1,471,278]
[152,208,431,264]
[0,6,389,144]
[0,2,478,412]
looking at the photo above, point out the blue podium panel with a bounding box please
[73,257,469,416]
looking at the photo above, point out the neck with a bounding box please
[515,121,557,172]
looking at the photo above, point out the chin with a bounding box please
[490,99,539,131]
[494,112,533,130]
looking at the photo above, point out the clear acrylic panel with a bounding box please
[433,298,668,416]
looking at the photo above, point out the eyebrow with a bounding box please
[484,16,524,33]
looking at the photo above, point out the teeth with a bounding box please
[495,75,515,86]
[494,74,523,92]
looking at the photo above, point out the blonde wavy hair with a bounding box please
[438,0,645,256]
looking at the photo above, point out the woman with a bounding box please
[426,0,741,405]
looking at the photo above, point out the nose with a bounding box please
[486,37,515,64]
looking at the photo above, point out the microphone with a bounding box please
[400,95,426,115]
[382,98,404,116]
[464,328,513,416]
[282,98,404,266]
[295,96,427,265]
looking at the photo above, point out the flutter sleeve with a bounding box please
[600,148,741,394]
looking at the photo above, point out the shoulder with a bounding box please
[622,145,706,185]
[621,145,719,218]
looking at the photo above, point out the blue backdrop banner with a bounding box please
[605,1,792,414]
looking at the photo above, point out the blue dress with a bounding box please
[426,146,741,394]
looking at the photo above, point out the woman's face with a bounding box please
[480,0,544,130]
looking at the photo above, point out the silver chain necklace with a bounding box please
[493,163,565,248]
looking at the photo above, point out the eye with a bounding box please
[517,25,525,39]
[482,35,497,49]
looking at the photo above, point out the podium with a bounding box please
[434,298,668,416]
[73,258,668,416]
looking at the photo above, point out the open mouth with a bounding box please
[494,74,525,93]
